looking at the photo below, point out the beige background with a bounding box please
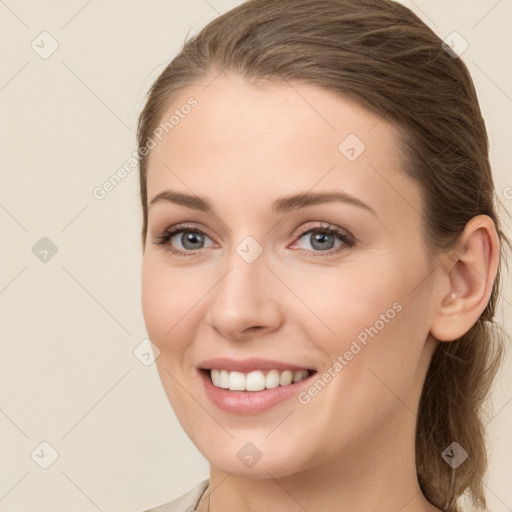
[0,1,510,511]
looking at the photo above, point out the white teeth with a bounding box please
[211,369,221,387]
[265,369,280,389]
[279,370,293,386]
[208,368,311,391]
[245,371,266,391]
[229,371,246,391]
[220,370,229,389]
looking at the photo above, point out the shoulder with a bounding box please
[141,479,210,512]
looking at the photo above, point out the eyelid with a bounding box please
[292,221,353,240]
[153,221,355,256]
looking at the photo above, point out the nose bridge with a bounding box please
[215,241,269,311]
[205,238,282,337]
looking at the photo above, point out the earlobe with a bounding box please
[430,215,500,342]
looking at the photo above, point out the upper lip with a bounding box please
[198,357,315,373]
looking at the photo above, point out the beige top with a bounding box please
[142,479,210,512]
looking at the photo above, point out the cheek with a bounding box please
[291,254,430,377]
[141,258,190,351]
[141,256,218,363]
[285,261,402,347]
[141,261,165,339]
[141,259,204,413]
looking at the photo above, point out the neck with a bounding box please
[200,408,441,512]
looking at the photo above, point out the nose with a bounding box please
[205,251,283,340]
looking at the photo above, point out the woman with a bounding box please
[137,0,510,510]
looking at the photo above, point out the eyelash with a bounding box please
[152,222,356,258]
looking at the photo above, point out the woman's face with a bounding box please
[141,73,442,478]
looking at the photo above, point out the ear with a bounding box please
[430,215,500,342]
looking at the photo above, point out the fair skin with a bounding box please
[141,72,499,512]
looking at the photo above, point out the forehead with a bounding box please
[145,73,422,222]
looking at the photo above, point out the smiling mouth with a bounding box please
[200,368,316,392]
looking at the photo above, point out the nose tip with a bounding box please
[205,257,282,340]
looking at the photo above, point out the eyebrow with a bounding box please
[148,190,377,217]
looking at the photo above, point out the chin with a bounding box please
[194,435,311,479]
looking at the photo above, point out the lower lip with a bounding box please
[198,369,316,414]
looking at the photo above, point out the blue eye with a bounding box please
[290,226,354,255]
[154,226,215,252]
[153,223,355,257]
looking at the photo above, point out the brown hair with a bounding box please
[136,0,510,510]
